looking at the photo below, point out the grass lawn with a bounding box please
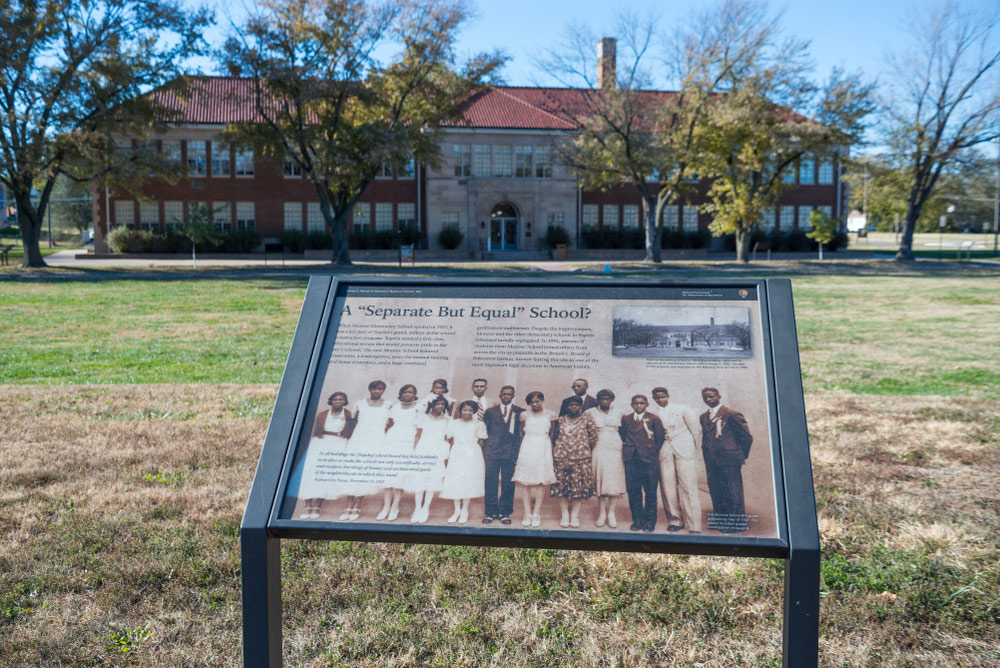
[1,263,998,666]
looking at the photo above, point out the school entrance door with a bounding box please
[488,203,518,251]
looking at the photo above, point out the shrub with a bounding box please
[826,229,849,252]
[662,227,686,249]
[374,229,399,250]
[280,229,304,253]
[625,228,645,249]
[165,232,191,253]
[689,228,711,249]
[785,228,810,252]
[349,230,373,250]
[438,224,463,250]
[306,231,332,250]
[545,225,570,247]
[107,227,147,253]
[399,224,424,246]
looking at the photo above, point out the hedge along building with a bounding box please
[92,44,846,255]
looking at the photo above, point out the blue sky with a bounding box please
[205,0,982,87]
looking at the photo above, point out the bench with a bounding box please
[0,244,15,266]
[752,240,772,262]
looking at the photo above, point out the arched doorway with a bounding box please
[489,202,518,251]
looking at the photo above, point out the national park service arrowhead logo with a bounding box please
[738,289,749,298]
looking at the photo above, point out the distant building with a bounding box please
[93,41,847,254]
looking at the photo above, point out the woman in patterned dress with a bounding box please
[586,389,626,528]
[550,395,598,528]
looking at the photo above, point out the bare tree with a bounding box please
[884,1,1000,260]
[540,4,766,262]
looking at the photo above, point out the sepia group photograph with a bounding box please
[280,289,780,542]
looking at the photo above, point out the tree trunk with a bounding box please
[895,206,918,260]
[734,228,752,263]
[329,212,352,265]
[16,199,47,268]
[642,197,661,263]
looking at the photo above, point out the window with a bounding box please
[799,159,815,184]
[397,202,415,228]
[779,206,795,230]
[284,202,303,232]
[376,163,392,179]
[234,149,254,177]
[761,208,777,231]
[186,141,206,176]
[819,205,833,220]
[235,202,255,231]
[623,204,640,229]
[535,146,552,178]
[493,145,512,177]
[582,204,599,228]
[514,146,533,178]
[818,159,834,185]
[306,203,324,232]
[442,212,459,227]
[602,204,619,229]
[398,156,415,179]
[798,205,814,229]
[473,145,490,177]
[661,204,679,229]
[682,206,699,232]
[353,202,370,234]
[162,141,181,165]
[114,200,134,228]
[284,155,302,178]
[781,164,796,183]
[212,202,231,232]
[547,212,564,228]
[375,202,393,231]
[138,201,158,232]
[163,201,183,233]
[453,145,471,177]
[211,142,230,177]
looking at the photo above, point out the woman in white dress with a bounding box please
[377,384,420,521]
[440,400,487,524]
[586,389,627,528]
[404,395,451,523]
[339,380,390,521]
[297,392,352,519]
[512,391,557,527]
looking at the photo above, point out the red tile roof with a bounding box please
[151,76,685,131]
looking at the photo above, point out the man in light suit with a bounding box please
[481,385,523,525]
[699,387,753,533]
[618,394,665,532]
[652,387,703,533]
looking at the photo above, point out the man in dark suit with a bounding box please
[481,385,524,525]
[699,387,753,533]
[559,378,598,416]
[618,394,665,532]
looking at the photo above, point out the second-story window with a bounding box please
[535,146,552,178]
[186,141,206,176]
[284,155,302,177]
[376,162,393,178]
[398,156,415,179]
[454,144,471,177]
[234,149,254,177]
[211,141,231,177]
[514,146,533,178]
[799,158,815,184]
[493,145,512,178]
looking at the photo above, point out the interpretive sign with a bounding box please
[241,277,819,668]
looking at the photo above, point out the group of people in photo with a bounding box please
[294,376,754,534]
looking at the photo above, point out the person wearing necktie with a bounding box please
[618,394,665,532]
[699,387,753,533]
[480,385,524,524]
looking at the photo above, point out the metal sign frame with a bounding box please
[240,276,819,667]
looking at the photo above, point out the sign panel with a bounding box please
[273,281,786,547]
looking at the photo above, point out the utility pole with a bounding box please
[993,135,999,256]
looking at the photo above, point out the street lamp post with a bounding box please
[993,135,999,256]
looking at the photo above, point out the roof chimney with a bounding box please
[597,38,616,90]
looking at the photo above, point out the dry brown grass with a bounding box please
[1,384,997,666]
